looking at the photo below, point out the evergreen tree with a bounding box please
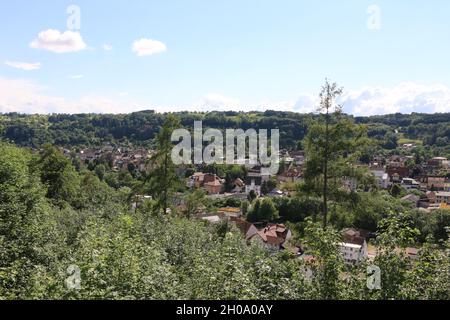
[146,115,181,215]
[303,79,369,228]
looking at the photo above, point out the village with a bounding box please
[60,144,450,266]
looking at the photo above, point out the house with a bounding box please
[230,178,245,193]
[281,155,295,165]
[201,215,222,224]
[249,223,292,250]
[204,177,224,194]
[402,143,415,149]
[188,172,224,194]
[217,207,242,219]
[401,178,420,190]
[339,242,366,265]
[339,228,369,265]
[230,217,258,240]
[395,247,420,261]
[427,157,448,168]
[388,155,408,166]
[426,191,437,203]
[387,166,410,182]
[427,191,450,205]
[289,150,305,165]
[426,177,446,191]
[245,172,263,195]
[188,172,206,188]
[435,191,450,204]
[370,166,391,189]
[78,148,100,162]
[277,167,302,184]
[401,194,420,207]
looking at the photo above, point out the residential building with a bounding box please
[370,166,391,189]
[230,178,245,193]
[217,207,242,219]
[427,157,448,168]
[426,191,437,203]
[435,191,450,204]
[245,172,262,195]
[277,167,302,184]
[426,177,446,191]
[201,215,222,224]
[401,194,420,207]
[339,228,369,265]
[230,217,258,240]
[188,172,224,194]
[401,178,420,190]
[249,224,292,250]
[387,166,410,182]
[289,150,305,165]
[204,178,224,194]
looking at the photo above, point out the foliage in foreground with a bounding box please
[0,142,449,300]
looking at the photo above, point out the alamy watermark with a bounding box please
[67,5,81,31]
[367,5,381,31]
[65,264,81,290]
[171,121,280,176]
[367,264,381,290]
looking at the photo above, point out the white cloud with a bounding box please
[292,94,318,113]
[68,75,84,79]
[0,78,448,115]
[340,82,450,116]
[194,84,450,115]
[132,38,166,56]
[30,29,87,53]
[103,44,113,51]
[0,77,147,114]
[5,61,41,71]
[196,93,317,113]
[198,93,240,110]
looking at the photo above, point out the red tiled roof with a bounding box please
[254,224,289,246]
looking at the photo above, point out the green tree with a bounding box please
[145,115,181,215]
[183,189,206,218]
[248,190,257,202]
[389,183,406,198]
[35,144,80,207]
[372,212,420,299]
[303,80,369,228]
[247,198,279,222]
[302,219,346,299]
[0,143,64,299]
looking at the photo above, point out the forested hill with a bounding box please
[0,111,449,152]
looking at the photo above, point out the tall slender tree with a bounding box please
[146,115,181,215]
[319,80,342,228]
[303,79,369,228]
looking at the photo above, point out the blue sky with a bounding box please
[1,0,449,115]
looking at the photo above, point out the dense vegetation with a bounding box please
[0,140,448,299]
[1,94,449,299]
[1,111,449,157]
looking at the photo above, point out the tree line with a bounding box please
[1,109,449,157]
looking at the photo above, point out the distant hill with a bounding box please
[0,111,449,155]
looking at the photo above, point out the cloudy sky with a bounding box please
[0,0,449,115]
